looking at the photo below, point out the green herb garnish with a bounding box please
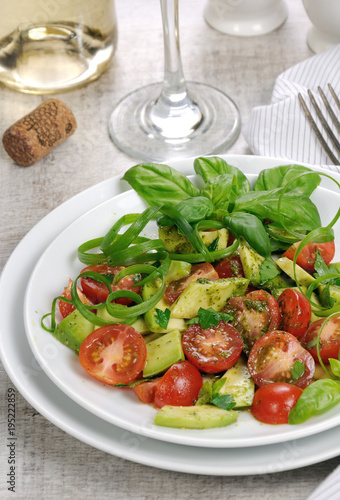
[186,307,233,330]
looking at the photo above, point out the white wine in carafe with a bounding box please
[0,0,117,93]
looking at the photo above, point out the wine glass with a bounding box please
[108,0,241,162]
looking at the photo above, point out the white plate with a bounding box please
[22,155,340,448]
[1,155,340,474]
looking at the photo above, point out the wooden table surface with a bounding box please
[1,0,339,498]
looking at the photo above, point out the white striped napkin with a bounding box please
[243,44,340,173]
[307,464,340,500]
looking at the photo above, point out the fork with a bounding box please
[298,84,340,165]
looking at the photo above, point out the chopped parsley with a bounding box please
[186,307,234,330]
[155,308,171,329]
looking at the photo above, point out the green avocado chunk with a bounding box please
[143,329,185,378]
[52,309,94,352]
[154,404,238,429]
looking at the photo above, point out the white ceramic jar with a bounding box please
[204,0,288,36]
[302,0,340,53]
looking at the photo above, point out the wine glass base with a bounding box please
[109,81,241,162]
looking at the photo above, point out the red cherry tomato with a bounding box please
[251,383,303,425]
[80,264,141,306]
[215,256,245,278]
[282,241,335,272]
[132,377,163,404]
[58,279,92,318]
[153,361,203,409]
[278,289,311,338]
[224,289,281,354]
[79,324,147,385]
[248,330,315,389]
[164,262,218,305]
[182,321,243,374]
[300,314,340,364]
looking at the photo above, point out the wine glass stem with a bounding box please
[146,0,203,138]
[161,0,186,97]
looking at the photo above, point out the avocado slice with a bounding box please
[171,277,249,319]
[142,278,186,333]
[238,237,288,291]
[165,260,192,284]
[143,329,185,378]
[159,225,228,254]
[218,356,255,408]
[154,404,238,429]
[52,309,94,352]
[275,256,315,287]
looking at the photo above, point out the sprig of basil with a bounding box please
[122,163,199,207]
[157,196,214,226]
[288,379,340,424]
[200,174,241,212]
[254,164,321,196]
[224,212,271,257]
[193,156,250,195]
[233,189,321,233]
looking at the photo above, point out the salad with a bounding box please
[42,156,340,430]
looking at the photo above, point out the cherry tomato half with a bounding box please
[224,289,281,354]
[251,383,303,425]
[132,377,163,404]
[282,241,335,273]
[215,256,245,279]
[79,324,147,385]
[58,279,92,318]
[300,314,340,364]
[164,262,218,305]
[182,321,243,374]
[153,361,203,409]
[278,288,311,339]
[248,330,315,389]
[80,264,141,306]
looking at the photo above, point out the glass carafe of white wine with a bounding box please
[109,0,240,162]
[0,0,117,94]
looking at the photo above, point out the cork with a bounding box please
[2,99,77,166]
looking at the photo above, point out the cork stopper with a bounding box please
[2,99,77,166]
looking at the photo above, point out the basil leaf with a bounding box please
[211,393,236,411]
[254,164,320,196]
[194,156,250,194]
[157,196,214,226]
[200,174,240,211]
[288,379,340,424]
[122,163,200,207]
[329,358,340,378]
[259,257,280,285]
[254,165,290,191]
[291,360,305,381]
[233,190,321,233]
[281,167,321,196]
[224,212,271,257]
[155,308,171,329]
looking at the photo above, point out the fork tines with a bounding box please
[298,83,340,165]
